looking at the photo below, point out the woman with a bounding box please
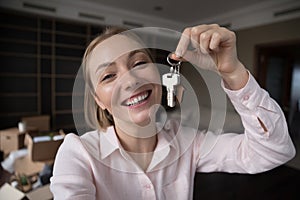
[50,24,295,200]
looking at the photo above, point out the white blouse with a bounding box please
[50,74,295,200]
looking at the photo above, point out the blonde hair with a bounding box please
[82,27,153,131]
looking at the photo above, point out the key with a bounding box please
[162,72,180,107]
[162,54,182,107]
[162,53,182,107]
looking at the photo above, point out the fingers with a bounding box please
[175,28,191,58]
[175,24,235,57]
[190,25,216,54]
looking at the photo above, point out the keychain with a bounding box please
[162,54,182,107]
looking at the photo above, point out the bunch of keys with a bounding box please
[162,54,182,107]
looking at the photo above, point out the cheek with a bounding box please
[140,65,161,84]
[142,67,162,101]
[153,84,162,103]
[95,84,115,109]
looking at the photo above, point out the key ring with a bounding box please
[167,53,181,67]
[167,53,181,74]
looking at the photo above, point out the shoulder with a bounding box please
[61,130,98,147]
[52,132,100,182]
[57,130,100,159]
[80,130,101,158]
[59,133,81,152]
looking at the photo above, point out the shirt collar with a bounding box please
[99,126,120,159]
[99,122,175,160]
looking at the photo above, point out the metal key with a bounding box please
[162,72,180,107]
[162,54,181,107]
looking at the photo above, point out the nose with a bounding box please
[121,68,141,91]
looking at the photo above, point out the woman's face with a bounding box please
[89,34,162,127]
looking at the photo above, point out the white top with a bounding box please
[50,74,296,200]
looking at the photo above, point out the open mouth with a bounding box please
[123,90,152,107]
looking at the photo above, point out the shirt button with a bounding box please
[165,121,171,130]
[144,184,152,190]
[243,95,249,101]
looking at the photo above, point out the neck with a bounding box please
[115,122,157,153]
[115,124,157,171]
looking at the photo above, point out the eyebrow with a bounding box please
[96,49,148,74]
[97,62,114,71]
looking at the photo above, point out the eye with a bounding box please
[134,61,148,67]
[101,74,116,82]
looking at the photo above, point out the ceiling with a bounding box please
[1,0,299,30]
[85,0,271,24]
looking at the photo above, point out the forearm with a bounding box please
[197,73,296,174]
[224,73,296,169]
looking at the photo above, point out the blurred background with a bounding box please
[0,0,300,199]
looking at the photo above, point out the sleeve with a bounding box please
[50,134,96,200]
[196,72,296,174]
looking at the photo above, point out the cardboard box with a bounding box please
[6,130,64,176]
[0,127,38,157]
[25,131,65,162]
[0,183,53,200]
[14,155,45,176]
[0,128,25,157]
[21,115,50,132]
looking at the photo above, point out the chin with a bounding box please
[129,111,153,127]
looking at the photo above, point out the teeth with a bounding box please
[125,91,149,106]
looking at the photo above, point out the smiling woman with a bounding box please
[82,27,160,131]
[50,25,296,200]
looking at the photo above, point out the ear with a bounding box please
[95,95,106,110]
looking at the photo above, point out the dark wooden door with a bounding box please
[255,42,300,124]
